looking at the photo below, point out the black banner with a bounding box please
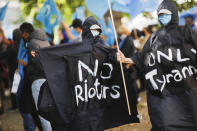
[37,42,139,131]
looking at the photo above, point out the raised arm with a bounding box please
[61,21,74,40]
[0,27,10,45]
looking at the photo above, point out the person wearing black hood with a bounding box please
[0,28,21,110]
[36,16,139,131]
[117,0,197,130]
[82,16,103,44]
[49,16,105,131]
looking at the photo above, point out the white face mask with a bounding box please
[91,30,100,37]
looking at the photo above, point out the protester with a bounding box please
[0,28,10,89]
[117,25,139,117]
[185,14,197,31]
[117,0,197,130]
[61,18,82,42]
[0,60,6,114]
[117,25,136,57]
[36,16,139,131]
[117,25,138,83]
[0,28,21,110]
[19,22,52,131]
[16,32,37,131]
[0,27,9,115]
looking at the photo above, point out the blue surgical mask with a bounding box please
[158,14,172,26]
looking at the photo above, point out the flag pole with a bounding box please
[107,0,131,116]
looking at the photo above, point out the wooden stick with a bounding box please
[107,0,131,116]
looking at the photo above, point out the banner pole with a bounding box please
[107,0,131,116]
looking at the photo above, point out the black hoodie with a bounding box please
[132,0,197,95]
[82,16,105,47]
[132,0,197,130]
[82,16,101,41]
[157,0,178,26]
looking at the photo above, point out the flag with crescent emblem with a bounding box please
[36,0,62,34]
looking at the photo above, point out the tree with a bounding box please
[173,0,197,12]
[19,0,85,27]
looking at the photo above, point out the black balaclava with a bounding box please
[157,0,178,27]
[82,16,102,44]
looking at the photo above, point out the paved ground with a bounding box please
[0,91,151,131]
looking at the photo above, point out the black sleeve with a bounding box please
[131,37,151,73]
[120,36,136,57]
[183,26,197,50]
[190,28,197,50]
[0,51,7,59]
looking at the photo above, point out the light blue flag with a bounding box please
[85,0,109,19]
[0,2,9,21]
[106,17,115,46]
[36,0,62,34]
[98,18,107,35]
[179,6,197,25]
[119,37,126,49]
[127,0,159,18]
[72,6,86,22]
[85,0,119,19]
[5,22,12,39]
[17,39,28,80]
[112,0,130,13]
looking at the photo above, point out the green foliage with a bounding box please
[19,0,85,27]
[173,0,197,12]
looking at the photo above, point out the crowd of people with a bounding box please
[0,0,197,130]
